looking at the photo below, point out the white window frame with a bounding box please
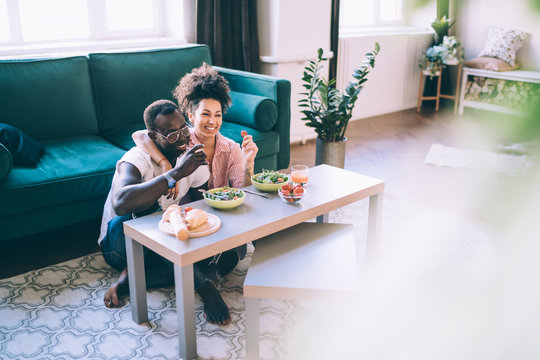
[339,0,405,35]
[0,0,188,57]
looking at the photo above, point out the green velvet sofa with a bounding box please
[0,44,291,242]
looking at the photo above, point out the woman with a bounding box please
[132,64,258,325]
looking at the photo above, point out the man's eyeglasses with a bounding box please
[155,125,191,144]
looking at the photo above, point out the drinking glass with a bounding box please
[290,165,308,186]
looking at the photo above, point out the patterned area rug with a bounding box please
[0,247,312,360]
[0,193,507,359]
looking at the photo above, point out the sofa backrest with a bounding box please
[89,45,212,134]
[0,56,99,141]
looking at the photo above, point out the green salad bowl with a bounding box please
[203,187,245,209]
[251,172,288,192]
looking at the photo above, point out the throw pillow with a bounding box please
[478,27,529,67]
[0,142,13,181]
[0,123,45,167]
[464,56,520,72]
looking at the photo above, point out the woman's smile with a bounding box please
[190,98,223,139]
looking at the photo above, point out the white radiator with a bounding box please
[337,30,433,121]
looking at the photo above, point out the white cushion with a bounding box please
[478,27,529,67]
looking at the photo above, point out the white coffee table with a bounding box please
[123,164,384,360]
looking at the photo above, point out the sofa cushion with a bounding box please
[0,56,99,141]
[0,136,125,216]
[101,123,146,150]
[0,143,12,182]
[219,122,279,159]
[0,123,45,166]
[90,45,212,134]
[225,92,278,131]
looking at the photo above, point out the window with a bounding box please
[0,0,184,55]
[340,0,404,31]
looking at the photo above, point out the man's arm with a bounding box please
[112,145,208,215]
[111,162,170,215]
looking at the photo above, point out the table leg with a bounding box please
[174,263,197,360]
[367,192,383,262]
[125,235,148,324]
[245,297,260,360]
[316,213,329,223]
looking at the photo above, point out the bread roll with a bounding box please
[185,209,208,230]
[162,205,188,240]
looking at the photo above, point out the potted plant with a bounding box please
[419,45,447,79]
[299,43,380,168]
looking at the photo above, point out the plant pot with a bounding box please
[444,57,459,65]
[315,138,347,169]
[422,69,441,76]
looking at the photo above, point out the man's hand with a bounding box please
[173,144,208,179]
[158,158,180,200]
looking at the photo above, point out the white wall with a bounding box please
[456,0,540,70]
[257,0,435,142]
[257,0,332,143]
[337,31,432,123]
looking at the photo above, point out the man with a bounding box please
[98,99,209,308]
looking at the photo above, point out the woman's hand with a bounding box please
[241,134,258,167]
[159,159,180,200]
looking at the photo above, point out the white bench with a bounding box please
[458,67,540,115]
[243,222,358,360]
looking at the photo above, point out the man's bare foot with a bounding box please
[104,268,129,308]
[197,280,231,325]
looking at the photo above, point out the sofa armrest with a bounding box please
[0,142,13,182]
[213,66,291,170]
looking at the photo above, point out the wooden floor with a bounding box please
[0,107,526,279]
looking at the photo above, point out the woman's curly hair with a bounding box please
[173,63,231,115]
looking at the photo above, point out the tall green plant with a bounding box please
[299,42,380,142]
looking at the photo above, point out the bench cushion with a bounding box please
[0,136,125,216]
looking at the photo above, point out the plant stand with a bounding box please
[417,63,462,114]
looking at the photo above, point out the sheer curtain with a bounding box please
[197,0,260,73]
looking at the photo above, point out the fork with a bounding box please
[243,189,272,199]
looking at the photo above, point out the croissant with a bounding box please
[185,209,208,230]
[163,205,188,240]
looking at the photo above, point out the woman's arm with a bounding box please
[132,130,181,199]
[132,130,168,167]
[241,134,258,186]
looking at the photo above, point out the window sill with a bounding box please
[340,26,432,37]
[0,37,187,58]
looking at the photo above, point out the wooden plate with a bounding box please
[159,213,221,238]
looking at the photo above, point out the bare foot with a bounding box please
[197,280,231,325]
[104,268,129,308]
